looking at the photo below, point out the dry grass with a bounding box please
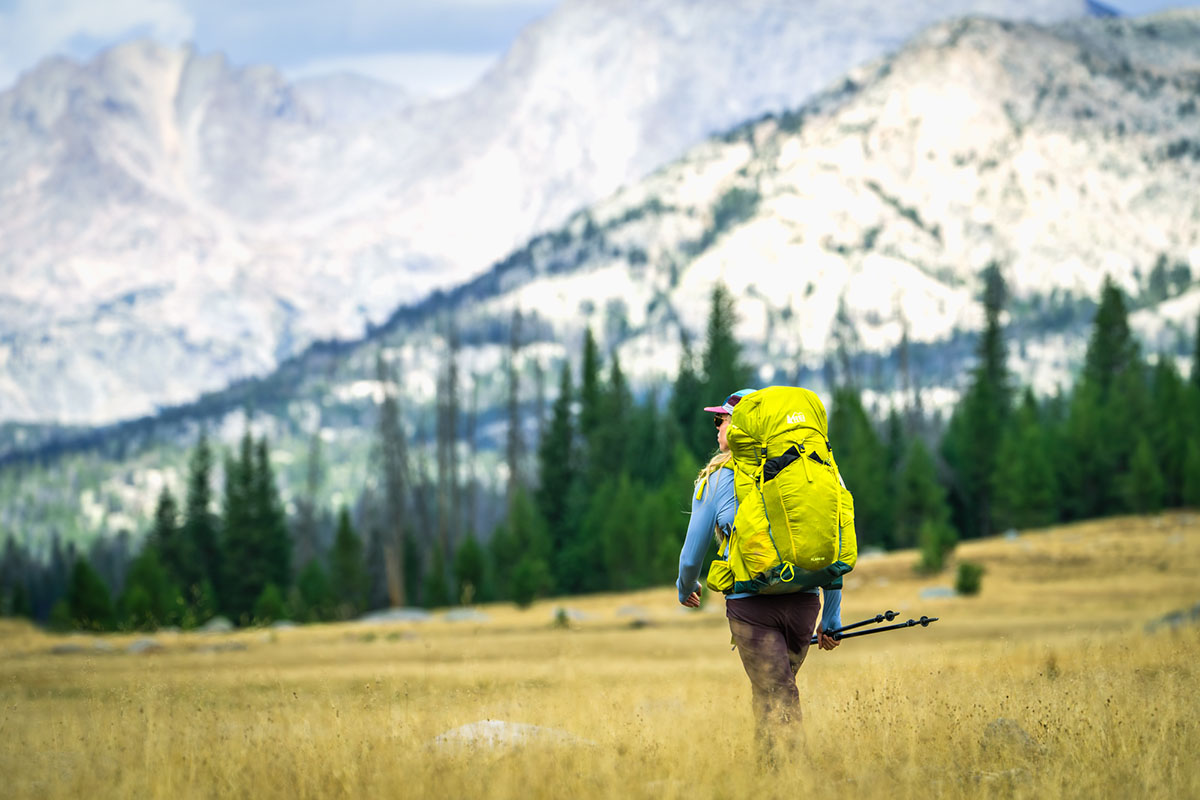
[2,512,1198,799]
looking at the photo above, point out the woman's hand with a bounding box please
[817,629,840,650]
[682,585,702,608]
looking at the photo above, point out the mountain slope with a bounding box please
[2,12,1199,552]
[0,0,1104,424]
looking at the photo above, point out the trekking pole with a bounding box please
[806,610,899,645]
[829,610,900,636]
[810,616,938,645]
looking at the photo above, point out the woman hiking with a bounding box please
[676,388,843,757]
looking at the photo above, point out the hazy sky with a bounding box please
[0,0,1195,97]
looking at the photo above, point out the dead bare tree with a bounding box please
[376,350,407,607]
[506,309,524,504]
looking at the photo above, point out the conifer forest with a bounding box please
[3,270,1199,632]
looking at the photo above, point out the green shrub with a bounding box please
[956,561,986,596]
[253,583,287,625]
[510,556,551,609]
[918,520,958,573]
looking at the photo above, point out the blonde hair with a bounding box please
[695,450,732,488]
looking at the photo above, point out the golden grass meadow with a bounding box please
[2,512,1198,799]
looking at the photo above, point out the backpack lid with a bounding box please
[728,386,829,458]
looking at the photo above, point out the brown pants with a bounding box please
[726,592,821,755]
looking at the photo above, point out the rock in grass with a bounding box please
[357,607,432,624]
[431,720,593,751]
[1144,602,1200,633]
[196,641,247,654]
[443,608,490,623]
[128,638,164,654]
[981,718,1048,760]
[199,616,234,633]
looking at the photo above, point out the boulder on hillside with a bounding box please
[199,616,234,633]
[127,638,163,654]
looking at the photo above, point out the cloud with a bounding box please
[286,50,501,98]
[0,0,194,89]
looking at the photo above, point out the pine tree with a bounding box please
[1182,439,1200,508]
[562,479,618,594]
[293,432,324,576]
[490,487,550,602]
[646,450,699,584]
[1059,382,1101,519]
[1065,278,1144,518]
[577,327,604,467]
[150,486,197,591]
[10,582,31,619]
[591,353,632,479]
[452,532,486,605]
[1,533,30,618]
[253,438,291,593]
[598,474,644,590]
[509,555,552,609]
[329,507,367,620]
[1149,357,1187,506]
[941,264,1010,539]
[830,388,891,550]
[537,362,576,585]
[120,546,180,630]
[219,433,290,623]
[1192,311,1200,389]
[423,546,452,608]
[45,533,71,621]
[183,432,222,597]
[669,336,706,461]
[65,558,115,631]
[895,439,954,556]
[881,410,908,550]
[253,583,286,624]
[487,518,518,601]
[702,282,752,406]
[88,529,131,608]
[1083,277,1141,400]
[220,436,255,619]
[295,560,333,622]
[1126,436,1165,514]
[991,390,1059,531]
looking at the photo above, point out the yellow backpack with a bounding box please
[706,386,857,595]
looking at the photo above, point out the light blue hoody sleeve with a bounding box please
[819,587,842,632]
[676,467,737,604]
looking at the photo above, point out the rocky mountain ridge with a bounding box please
[0,0,1106,424]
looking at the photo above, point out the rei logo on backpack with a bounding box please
[705,386,858,595]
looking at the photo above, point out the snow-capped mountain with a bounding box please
[3,11,1198,553]
[0,0,1107,425]
[424,10,1200,404]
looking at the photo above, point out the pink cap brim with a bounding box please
[703,406,727,414]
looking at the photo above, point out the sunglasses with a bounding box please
[714,416,729,428]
